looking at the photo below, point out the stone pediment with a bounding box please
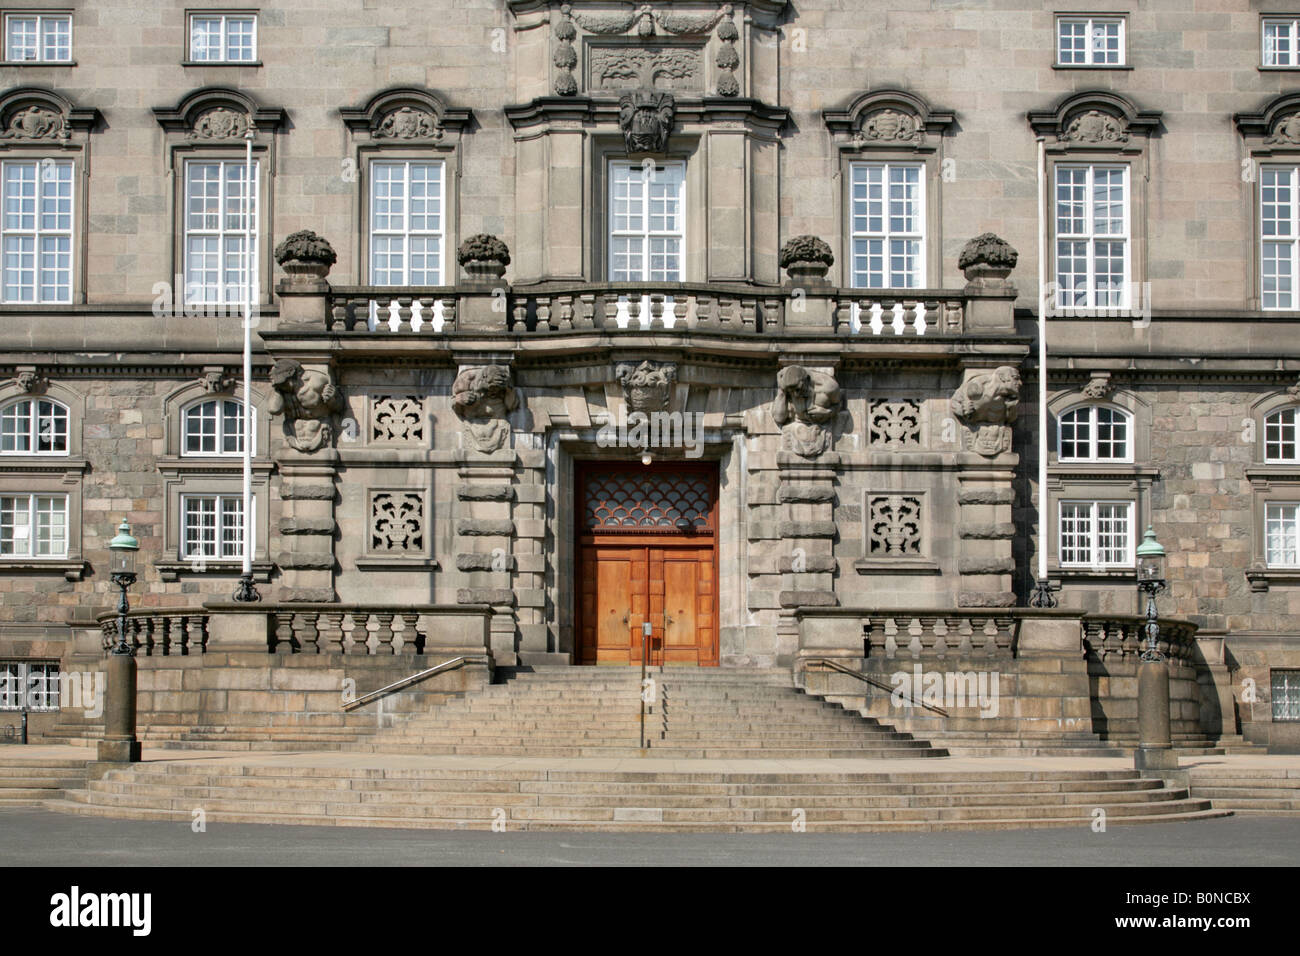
[339,87,473,143]
[0,88,100,144]
[1027,90,1161,150]
[823,89,955,152]
[153,87,287,139]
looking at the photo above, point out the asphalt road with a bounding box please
[2,808,1298,866]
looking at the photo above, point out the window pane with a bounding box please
[184,497,218,558]
[1058,407,1090,459]
[1,400,31,453]
[608,163,684,281]
[33,495,66,557]
[1094,406,1128,459]
[6,17,37,61]
[1274,670,1300,721]
[369,162,444,285]
[184,161,257,305]
[1059,502,1092,565]
[40,16,71,62]
[1265,407,1299,462]
[1266,503,1300,567]
[849,163,922,288]
[190,17,221,60]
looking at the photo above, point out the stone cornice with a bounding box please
[505,95,789,134]
[823,88,956,151]
[1027,89,1162,146]
[338,87,473,139]
[153,86,287,136]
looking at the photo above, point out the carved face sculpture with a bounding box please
[452,365,518,453]
[268,359,342,453]
[619,91,675,153]
[616,361,676,412]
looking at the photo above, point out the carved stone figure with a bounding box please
[1081,373,1114,400]
[452,365,518,453]
[949,366,1022,457]
[0,106,63,140]
[858,109,923,145]
[375,107,439,140]
[15,369,45,393]
[772,365,842,458]
[616,360,677,412]
[190,107,250,140]
[201,369,236,394]
[1287,376,1300,400]
[1267,113,1300,145]
[1061,110,1128,144]
[619,90,675,152]
[267,359,343,453]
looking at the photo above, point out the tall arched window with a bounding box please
[1265,406,1299,463]
[0,397,68,455]
[1057,404,1132,462]
[182,398,251,456]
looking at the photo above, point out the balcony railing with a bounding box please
[321,283,980,336]
[97,610,209,656]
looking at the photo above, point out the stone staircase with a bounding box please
[357,666,945,758]
[0,755,90,806]
[50,763,1226,831]
[1188,768,1300,816]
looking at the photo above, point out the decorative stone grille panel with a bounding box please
[370,492,425,553]
[868,495,923,555]
[370,395,426,443]
[869,400,922,449]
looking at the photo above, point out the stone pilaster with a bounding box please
[775,453,840,661]
[454,457,517,665]
[955,466,1017,607]
[276,453,338,602]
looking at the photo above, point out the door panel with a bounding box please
[575,462,719,666]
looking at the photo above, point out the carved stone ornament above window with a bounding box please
[1027,90,1160,149]
[1235,93,1300,150]
[619,90,675,152]
[823,89,954,152]
[153,87,287,146]
[1081,373,1114,400]
[0,89,99,144]
[949,366,1021,457]
[339,88,472,142]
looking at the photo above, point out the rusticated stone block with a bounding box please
[276,553,336,570]
[777,554,837,573]
[778,484,836,503]
[457,484,514,501]
[280,482,336,501]
[457,588,516,606]
[780,590,837,607]
[957,488,1015,505]
[958,556,1015,574]
[777,520,838,538]
[456,519,515,536]
[279,517,336,535]
[957,590,1017,607]
[456,552,515,571]
[958,522,1017,539]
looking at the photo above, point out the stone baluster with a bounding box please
[373,612,396,653]
[345,612,369,654]
[577,293,596,329]
[399,612,422,654]
[272,613,293,654]
[536,296,552,332]
[320,611,346,653]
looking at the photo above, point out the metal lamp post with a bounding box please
[1133,526,1176,771]
[99,519,142,762]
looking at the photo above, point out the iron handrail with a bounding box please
[341,657,467,712]
[802,658,950,717]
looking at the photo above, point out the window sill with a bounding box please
[1052,64,1132,71]
[156,560,272,582]
[355,557,440,572]
[0,456,88,474]
[1259,65,1300,72]
[1246,466,1300,483]
[1050,566,1137,582]
[0,60,76,67]
[181,60,262,67]
[854,558,940,575]
[1050,463,1157,478]
[0,559,86,581]
[1247,568,1300,592]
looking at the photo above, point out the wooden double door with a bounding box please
[576,462,718,666]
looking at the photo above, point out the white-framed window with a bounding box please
[369,160,445,286]
[183,159,258,307]
[1266,502,1300,567]
[181,494,249,561]
[182,398,250,457]
[0,660,59,711]
[1261,165,1299,309]
[1057,405,1132,462]
[848,161,925,289]
[1055,164,1130,310]
[188,13,256,63]
[1264,18,1300,67]
[1058,499,1134,567]
[1265,407,1299,462]
[0,397,68,455]
[0,492,67,558]
[1274,669,1300,721]
[1056,16,1125,67]
[2,158,73,304]
[3,12,71,63]
[608,161,685,282]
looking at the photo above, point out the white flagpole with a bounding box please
[1032,135,1054,608]
[236,124,257,600]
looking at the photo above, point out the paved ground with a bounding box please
[10,743,1300,775]
[1,807,1298,866]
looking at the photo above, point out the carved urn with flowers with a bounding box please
[779,235,835,284]
[458,234,511,282]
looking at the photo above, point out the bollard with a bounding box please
[1134,656,1178,771]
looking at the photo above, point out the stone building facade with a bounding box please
[0,0,1298,750]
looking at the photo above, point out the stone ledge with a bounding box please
[457,588,516,606]
[354,557,440,571]
[958,557,1015,574]
[957,591,1018,607]
[279,517,336,535]
[958,522,1017,539]
[456,553,515,572]
[957,488,1015,505]
[854,558,941,575]
[276,553,336,570]
[778,484,836,503]
[280,482,336,501]
[777,520,837,538]
[780,590,837,608]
